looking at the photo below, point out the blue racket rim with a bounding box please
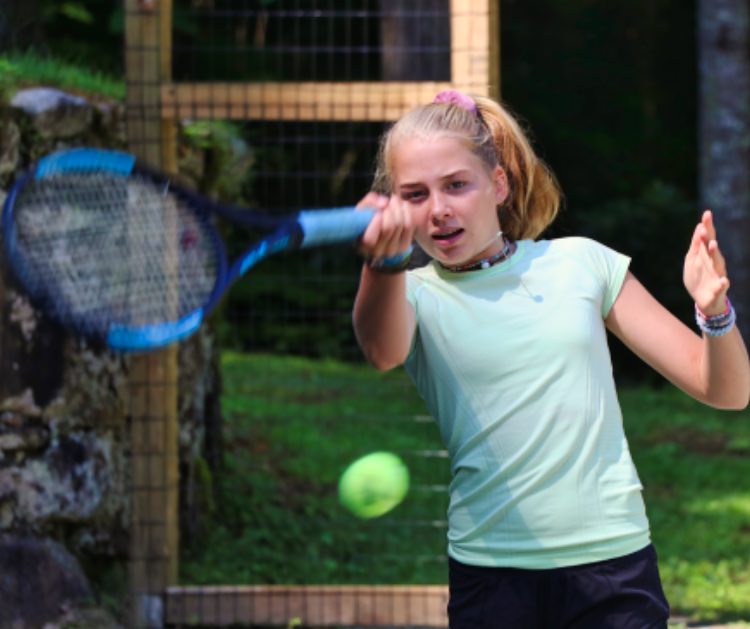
[2,148,373,351]
[1,149,231,351]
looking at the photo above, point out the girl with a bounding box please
[353,90,749,628]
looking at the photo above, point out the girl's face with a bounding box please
[391,135,508,267]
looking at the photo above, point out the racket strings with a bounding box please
[12,173,221,337]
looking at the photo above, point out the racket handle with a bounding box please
[36,148,136,178]
[298,207,375,248]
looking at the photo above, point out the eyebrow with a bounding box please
[398,169,471,189]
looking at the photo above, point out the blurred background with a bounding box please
[0,1,748,628]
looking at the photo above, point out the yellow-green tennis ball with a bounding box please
[338,451,409,519]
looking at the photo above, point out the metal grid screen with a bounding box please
[124,1,499,626]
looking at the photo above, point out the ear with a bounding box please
[493,166,509,205]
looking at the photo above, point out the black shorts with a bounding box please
[448,544,670,629]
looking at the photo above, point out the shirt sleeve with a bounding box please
[404,269,428,362]
[405,271,418,307]
[579,238,631,318]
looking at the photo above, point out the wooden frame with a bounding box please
[124,0,499,625]
[124,1,180,626]
[160,0,499,122]
[166,585,449,627]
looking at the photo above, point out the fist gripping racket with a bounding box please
[2,148,374,352]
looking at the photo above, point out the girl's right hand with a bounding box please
[356,192,414,261]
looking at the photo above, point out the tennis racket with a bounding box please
[2,147,374,352]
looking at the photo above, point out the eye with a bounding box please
[402,189,426,202]
[448,180,467,191]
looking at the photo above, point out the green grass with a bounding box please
[620,387,750,623]
[181,352,750,625]
[0,50,124,102]
[181,351,451,587]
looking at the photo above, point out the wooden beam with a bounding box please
[128,352,179,618]
[125,1,180,626]
[161,81,455,121]
[490,0,501,100]
[125,0,161,163]
[165,585,449,627]
[450,0,498,97]
[159,0,500,124]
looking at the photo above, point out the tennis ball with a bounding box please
[338,451,409,519]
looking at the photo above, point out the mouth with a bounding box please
[432,228,464,245]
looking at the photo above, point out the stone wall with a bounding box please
[0,87,223,628]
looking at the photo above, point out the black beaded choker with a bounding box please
[440,237,513,273]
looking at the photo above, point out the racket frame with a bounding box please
[2,148,373,352]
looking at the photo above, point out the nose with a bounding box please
[429,192,452,221]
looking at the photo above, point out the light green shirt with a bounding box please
[405,237,650,569]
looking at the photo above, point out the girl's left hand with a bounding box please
[683,209,730,316]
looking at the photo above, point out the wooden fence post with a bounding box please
[124,0,179,626]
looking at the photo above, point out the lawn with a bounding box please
[180,351,750,625]
[0,51,124,101]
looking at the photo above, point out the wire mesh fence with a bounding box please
[124,1,498,626]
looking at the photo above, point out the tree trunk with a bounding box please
[697,0,750,335]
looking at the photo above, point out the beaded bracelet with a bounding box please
[368,245,414,274]
[695,298,736,337]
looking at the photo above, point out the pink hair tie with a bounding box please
[433,90,477,113]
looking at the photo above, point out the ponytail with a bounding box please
[474,96,562,240]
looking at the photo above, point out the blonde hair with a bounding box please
[373,94,562,240]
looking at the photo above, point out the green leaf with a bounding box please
[60,2,94,24]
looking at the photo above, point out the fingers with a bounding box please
[692,209,727,277]
[698,209,723,261]
[707,237,727,278]
[356,191,389,212]
[701,209,717,242]
[684,208,731,312]
[690,209,715,251]
[357,193,414,259]
[688,221,706,258]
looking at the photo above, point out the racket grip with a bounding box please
[298,207,375,248]
[36,148,136,178]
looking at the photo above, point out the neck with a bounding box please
[439,232,514,273]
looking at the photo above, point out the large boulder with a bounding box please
[0,533,94,628]
[10,87,94,139]
[0,119,20,179]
